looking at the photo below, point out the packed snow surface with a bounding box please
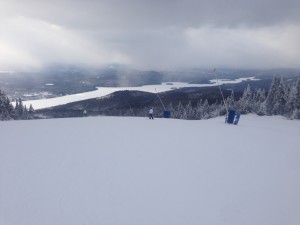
[1,115,300,225]
[23,77,259,109]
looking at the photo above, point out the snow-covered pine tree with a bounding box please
[5,97,14,118]
[23,105,29,119]
[295,79,300,110]
[291,108,300,119]
[15,98,24,119]
[28,104,35,119]
[238,84,253,114]
[265,77,281,115]
[226,90,236,110]
[184,101,195,120]
[174,102,185,119]
[209,100,223,118]
[257,88,266,102]
[0,90,7,120]
[0,89,14,120]
[252,88,265,114]
[194,99,210,120]
[13,98,33,120]
[286,78,300,119]
[272,77,287,115]
[201,99,210,119]
[194,99,203,120]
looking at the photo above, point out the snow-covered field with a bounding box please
[1,114,300,225]
[23,77,259,109]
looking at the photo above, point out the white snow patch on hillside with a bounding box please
[23,77,259,109]
[1,114,299,225]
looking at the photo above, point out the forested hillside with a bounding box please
[37,77,300,120]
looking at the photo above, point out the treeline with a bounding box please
[0,89,34,120]
[135,77,300,120]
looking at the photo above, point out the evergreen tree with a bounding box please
[209,100,223,118]
[194,99,203,119]
[292,109,300,119]
[175,102,185,119]
[0,89,13,120]
[272,77,287,115]
[285,78,300,119]
[24,105,29,119]
[238,84,253,114]
[252,88,266,114]
[201,99,210,119]
[15,98,24,119]
[226,90,236,110]
[29,104,35,119]
[12,98,34,120]
[185,101,195,120]
[5,97,14,116]
[295,79,300,110]
[265,77,280,115]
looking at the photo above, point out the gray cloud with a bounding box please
[3,0,300,28]
[0,0,300,70]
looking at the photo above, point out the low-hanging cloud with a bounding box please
[0,16,131,69]
[0,0,300,70]
[183,25,300,68]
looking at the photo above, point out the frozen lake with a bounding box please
[23,77,259,109]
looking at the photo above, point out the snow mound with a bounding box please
[1,114,300,225]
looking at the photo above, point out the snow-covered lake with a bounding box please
[23,77,259,109]
[1,114,299,225]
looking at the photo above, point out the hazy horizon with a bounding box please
[1,64,300,74]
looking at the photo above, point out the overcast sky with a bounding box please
[0,0,300,70]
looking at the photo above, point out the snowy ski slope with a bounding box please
[1,114,300,225]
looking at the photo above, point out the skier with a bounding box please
[149,107,154,119]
